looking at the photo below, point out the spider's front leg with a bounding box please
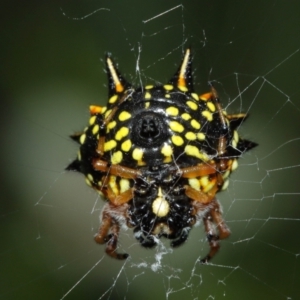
[94,203,129,259]
[200,199,230,263]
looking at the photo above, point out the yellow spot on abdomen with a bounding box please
[89,115,96,125]
[161,143,173,157]
[191,119,201,130]
[111,151,123,164]
[145,92,151,100]
[115,127,129,141]
[197,133,205,140]
[185,145,209,161]
[108,121,116,130]
[185,132,196,141]
[202,110,213,121]
[171,135,184,146]
[109,95,118,104]
[163,84,174,91]
[191,93,199,101]
[207,101,216,112]
[92,124,99,135]
[132,148,144,161]
[169,121,184,133]
[166,106,179,116]
[119,111,132,121]
[186,101,198,110]
[80,134,86,144]
[182,113,191,120]
[104,140,117,152]
[121,139,132,152]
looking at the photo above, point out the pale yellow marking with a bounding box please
[207,101,216,112]
[109,175,119,195]
[121,139,132,152]
[92,124,99,135]
[163,156,173,163]
[152,187,170,217]
[185,132,196,141]
[80,134,86,144]
[108,121,116,130]
[108,94,118,104]
[119,111,132,121]
[161,143,173,157]
[233,130,239,143]
[191,93,199,101]
[182,113,191,120]
[232,139,237,148]
[197,133,205,140]
[77,150,81,161]
[200,176,215,193]
[188,178,200,190]
[89,115,96,125]
[87,173,94,182]
[178,85,188,92]
[132,148,144,161]
[184,145,209,161]
[169,121,184,133]
[145,102,150,108]
[84,127,88,132]
[222,170,231,180]
[101,106,107,114]
[202,110,213,121]
[231,159,238,171]
[104,140,117,152]
[166,106,179,116]
[111,151,123,164]
[222,179,230,191]
[191,119,201,130]
[104,109,112,119]
[163,84,174,91]
[165,94,171,98]
[85,177,92,186]
[145,92,151,100]
[115,127,129,141]
[120,178,130,193]
[186,100,198,110]
[107,57,124,93]
[171,135,184,146]
[145,85,154,89]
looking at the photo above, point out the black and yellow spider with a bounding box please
[67,49,257,263]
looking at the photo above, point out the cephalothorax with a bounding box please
[67,49,257,262]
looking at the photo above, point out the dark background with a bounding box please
[1,1,300,299]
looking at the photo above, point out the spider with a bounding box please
[67,49,257,263]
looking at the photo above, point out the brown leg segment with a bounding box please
[94,204,129,259]
[200,199,230,263]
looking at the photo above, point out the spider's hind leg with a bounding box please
[201,199,230,264]
[94,203,129,259]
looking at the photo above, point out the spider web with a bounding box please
[1,1,300,299]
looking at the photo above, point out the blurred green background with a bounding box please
[1,1,300,299]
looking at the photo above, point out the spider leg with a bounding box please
[94,204,129,259]
[200,199,230,263]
